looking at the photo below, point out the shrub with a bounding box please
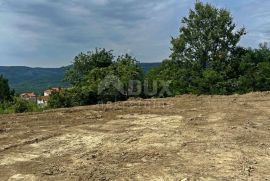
[13,98,40,113]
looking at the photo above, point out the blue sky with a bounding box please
[0,0,269,67]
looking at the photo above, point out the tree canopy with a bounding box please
[146,1,261,95]
[49,49,144,108]
[171,2,246,71]
[65,48,114,87]
[0,75,14,103]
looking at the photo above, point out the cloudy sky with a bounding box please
[0,0,269,67]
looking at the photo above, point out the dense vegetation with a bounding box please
[146,2,270,95]
[0,75,14,103]
[48,49,144,108]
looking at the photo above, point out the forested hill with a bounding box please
[0,66,68,95]
[0,63,160,94]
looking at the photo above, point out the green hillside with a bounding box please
[0,66,68,94]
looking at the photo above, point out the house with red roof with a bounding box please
[44,88,61,97]
[20,92,37,103]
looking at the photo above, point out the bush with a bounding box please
[0,102,14,114]
[48,91,73,108]
[13,98,40,113]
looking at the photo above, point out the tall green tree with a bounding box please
[160,1,246,94]
[65,48,114,86]
[109,54,144,98]
[171,1,246,72]
[64,48,114,105]
[0,75,14,103]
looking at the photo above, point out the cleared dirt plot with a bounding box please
[0,93,270,180]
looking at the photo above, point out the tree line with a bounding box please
[1,1,270,111]
[146,2,270,95]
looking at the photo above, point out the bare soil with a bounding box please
[0,93,270,180]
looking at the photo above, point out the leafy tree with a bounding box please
[109,54,144,98]
[237,43,270,92]
[65,48,114,86]
[61,48,115,106]
[49,49,145,108]
[146,1,247,95]
[0,75,14,103]
[48,91,73,108]
[145,60,182,96]
[255,62,270,91]
[171,1,246,72]
[97,74,124,102]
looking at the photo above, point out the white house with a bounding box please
[37,96,49,107]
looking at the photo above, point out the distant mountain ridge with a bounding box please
[0,63,161,94]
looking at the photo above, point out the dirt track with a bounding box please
[0,93,270,180]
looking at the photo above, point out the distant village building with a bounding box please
[37,96,50,107]
[37,88,61,107]
[20,92,37,102]
[20,88,61,107]
[44,88,61,97]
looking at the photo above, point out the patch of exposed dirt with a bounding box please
[0,93,270,180]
